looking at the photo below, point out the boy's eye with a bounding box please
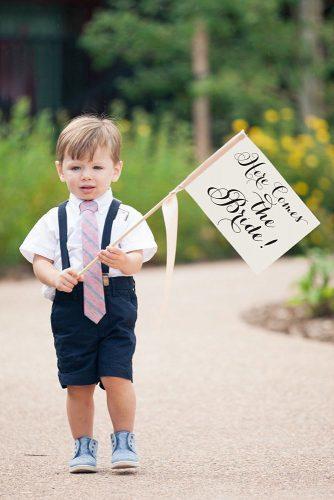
[70,166,103,170]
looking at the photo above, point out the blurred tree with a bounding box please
[79,0,333,146]
[297,0,325,120]
[192,18,212,160]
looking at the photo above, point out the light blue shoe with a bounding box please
[111,431,139,469]
[69,436,98,473]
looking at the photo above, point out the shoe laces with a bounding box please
[77,436,91,455]
[114,431,131,450]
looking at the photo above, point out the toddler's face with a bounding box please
[55,145,122,200]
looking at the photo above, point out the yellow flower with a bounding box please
[248,126,262,136]
[249,128,277,154]
[317,118,328,129]
[316,128,330,143]
[281,135,294,151]
[305,154,318,168]
[264,109,279,123]
[297,134,314,148]
[264,137,278,154]
[287,151,303,168]
[281,107,294,120]
[305,115,328,130]
[325,144,334,159]
[319,177,331,190]
[137,123,151,137]
[232,119,248,132]
[305,115,317,128]
[293,181,309,196]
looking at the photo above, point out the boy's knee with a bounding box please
[67,384,95,399]
[101,376,131,392]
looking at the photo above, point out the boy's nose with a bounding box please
[82,171,93,179]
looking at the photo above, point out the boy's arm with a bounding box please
[33,254,83,292]
[33,254,59,287]
[121,250,143,275]
[97,248,143,275]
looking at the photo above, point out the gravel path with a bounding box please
[1,257,333,499]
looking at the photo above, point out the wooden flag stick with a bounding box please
[78,185,184,275]
[78,130,246,276]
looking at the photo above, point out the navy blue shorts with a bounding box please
[50,276,137,390]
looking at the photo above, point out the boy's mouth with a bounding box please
[80,186,95,192]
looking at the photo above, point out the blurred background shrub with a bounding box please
[0,97,332,273]
[289,248,334,317]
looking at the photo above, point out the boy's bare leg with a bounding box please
[101,376,136,432]
[66,384,96,439]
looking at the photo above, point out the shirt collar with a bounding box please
[68,187,114,214]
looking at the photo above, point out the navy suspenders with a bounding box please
[58,201,70,270]
[100,199,122,274]
[57,198,122,273]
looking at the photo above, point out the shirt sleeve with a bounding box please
[119,207,158,263]
[19,209,58,264]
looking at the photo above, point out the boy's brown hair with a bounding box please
[56,115,122,164]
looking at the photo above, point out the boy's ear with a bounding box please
[111,160,123,182]
[55,160,65,182]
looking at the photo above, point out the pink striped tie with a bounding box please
[79,200,106,324]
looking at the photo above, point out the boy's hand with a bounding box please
[97,246,128,271]
[53,268,84,293]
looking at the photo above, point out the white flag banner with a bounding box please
[76,129,321,328]
[184,131,320,274]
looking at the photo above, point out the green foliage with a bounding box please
[3,97,333,275]
[289,249,334,317]
[79,0,334,142]
[0,98,68,267]
[1,98,235,272]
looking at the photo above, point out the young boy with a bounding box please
[19,115,158,473]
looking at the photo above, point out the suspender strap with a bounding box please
[101,198,122,274]
[58,200,70,270]
[57,197,122,273]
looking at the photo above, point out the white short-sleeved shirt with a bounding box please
[19,188,158,301]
